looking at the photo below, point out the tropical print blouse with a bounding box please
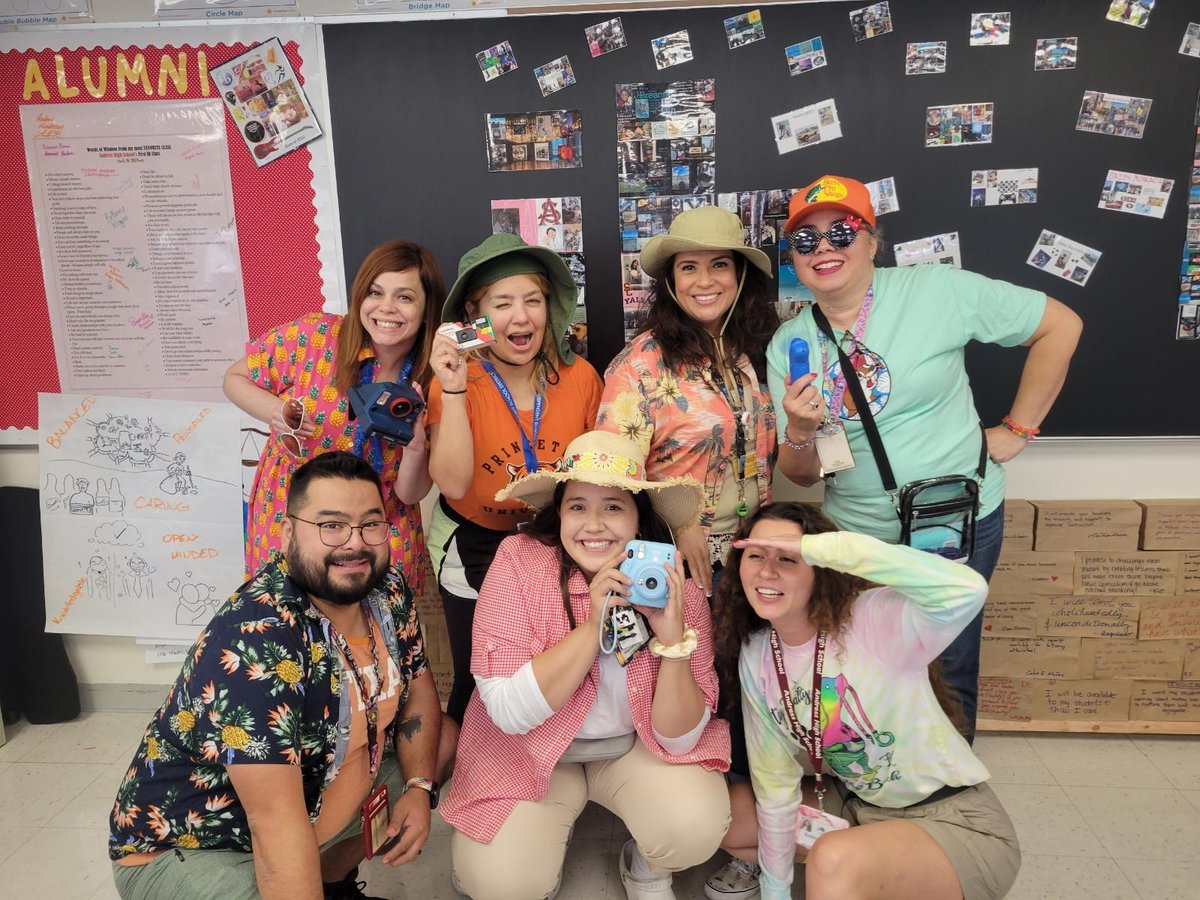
[108,556,426,859]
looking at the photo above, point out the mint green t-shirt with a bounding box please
[767,265,1046,542]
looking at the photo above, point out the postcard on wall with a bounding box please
[970,12,1011,46]
[476,41,518,82]
[1107,0,1155,29]
[778,242,816,321]
[1179,303,1199,340]
[534,56,576,97]
[616,81,716,197]
[926,103,993,147]
[785,37,827,75]
[652,30,694,70]
[39,393,243,640]
[1180,23,1200,58]
[895,232,962,268]
[486,110,582,172]
[866,177,900,216]
[586,17,627,58]
[1035,37,1077,70]
[906,42,947,75]
[970,168,1038,206]
[771,99,842,155]
[716,188,796,247]
[209,37,321,166]
[850,3,892,42]
[619,194,713,253]
[491,196,583,252]
[1076,91,1152,139]
[725,10,765,49]
[1099,170,1173,219]
[1026,230,1101,286]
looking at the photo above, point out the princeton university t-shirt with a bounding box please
[767,265,1045,542]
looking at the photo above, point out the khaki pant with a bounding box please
[452,739,730,900]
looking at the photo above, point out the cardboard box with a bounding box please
[1033,500,1141,551]
[1075,552,1179,596]
[1138,500,1200,551]
[1036,595,1139,639]
[1002,500,1035,550]
[1184,642,1200,680]
[1030,679,1132,721]
[982,596,1037,636]
[978,676,1033,722]
[1182,552,1200,594]
[1138,596,1200,640]
[1129,681,1200,722]
[980,637,1081,679]
[992,551,1074,595]
[1080,638,1186,680]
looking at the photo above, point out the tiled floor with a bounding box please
[1,713,1198,899]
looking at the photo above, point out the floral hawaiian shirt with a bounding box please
[108,555,426,859]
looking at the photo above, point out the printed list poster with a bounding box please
[20,100,247,401]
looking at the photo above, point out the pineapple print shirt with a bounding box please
[108,555,427,861]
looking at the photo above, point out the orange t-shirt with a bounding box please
[313,621,404,843]
[426,356,602,532]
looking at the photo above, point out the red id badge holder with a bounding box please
[361,784,391,860]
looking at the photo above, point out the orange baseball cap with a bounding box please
[784,175,876,233]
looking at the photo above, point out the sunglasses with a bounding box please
[788,216,870,255]
[280,398,307,459]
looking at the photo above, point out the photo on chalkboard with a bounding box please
[476,41,518,82]
[534,56,576,97]
[970,168,1038,206]
[486,110,582,172]
[895,232,962,268]
[925,103,993,147]
[1076,91,1151,139]
[1025,230,1101,286]
[1178,303,1198,340]
[785,37,827,75]
[1099,169,1173,218]
[724,10,765,50]
[1034,37,1077,71]
[1107,0,1155,29]
[969,12,1011,46]
[652,30,694,70]
[771,99,841,154]
[585,17,627,58]
[866,176,900,216]
[906,42,947,75]
[1179,23,1200,58]
[849,3,892,42]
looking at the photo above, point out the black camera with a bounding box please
[348,381,424,446]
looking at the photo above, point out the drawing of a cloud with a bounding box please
[90,521,144,546]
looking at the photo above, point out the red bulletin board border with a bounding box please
[0,39,324,431]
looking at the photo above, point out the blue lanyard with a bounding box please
[481,359,543,475]
[353,356,414,474]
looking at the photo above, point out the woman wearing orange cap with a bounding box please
[769,175,1082,741]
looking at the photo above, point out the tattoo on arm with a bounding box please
[397,714,422,742]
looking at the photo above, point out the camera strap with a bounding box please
[482,360,543,475]
[353,356,415,474]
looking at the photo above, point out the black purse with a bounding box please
[811,305,986,562]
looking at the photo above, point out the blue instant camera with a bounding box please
[619,539,676,609]
[348,381,424,446]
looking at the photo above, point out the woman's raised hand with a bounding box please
[781,371,824,441]
[588,546,632,624]
[430,331,469,394]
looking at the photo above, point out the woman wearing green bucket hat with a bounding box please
[426,233,602,724]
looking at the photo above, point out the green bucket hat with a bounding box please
[441,233,578,364]
[639,206,772,281]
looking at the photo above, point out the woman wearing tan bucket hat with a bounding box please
[426,233,602,725]
[440,431,731,900]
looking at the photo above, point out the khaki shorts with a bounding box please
[840,782,1020,900]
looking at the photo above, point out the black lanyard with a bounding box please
[710,363,751,517]
[327,602,384,778]
[769,628,828,808]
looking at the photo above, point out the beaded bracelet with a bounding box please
[1000,416,1040,440]
[782,428,817,452]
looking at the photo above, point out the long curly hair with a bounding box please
[635,256,779,382]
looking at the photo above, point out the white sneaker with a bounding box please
[619,839,676,900]
[703,858,761,900]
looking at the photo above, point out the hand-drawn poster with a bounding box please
[40,393,243,640]
[20,100,248,403]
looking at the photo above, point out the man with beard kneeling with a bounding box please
[108,451,455,900]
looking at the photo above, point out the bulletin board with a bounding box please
[0,21,338,440]
[323,0,1200,437]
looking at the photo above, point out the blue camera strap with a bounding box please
[481,359,542,476]
[353,356,414,475]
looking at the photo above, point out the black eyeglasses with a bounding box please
[288,515,391,547]
[789,217,871,255]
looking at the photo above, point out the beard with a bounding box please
[286,538,389,607]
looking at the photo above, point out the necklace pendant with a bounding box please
[367,709,377,725]
[736,500,749,517]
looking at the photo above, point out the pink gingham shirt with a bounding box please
[440,535,731,843]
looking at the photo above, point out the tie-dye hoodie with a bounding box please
[739,531,991,899]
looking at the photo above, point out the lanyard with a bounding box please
[709,362,751,517]
[327,602,384,778]
[481,359,543,475]
[769,628,828,809]
[353,356,415,474]
[815,287,874,426]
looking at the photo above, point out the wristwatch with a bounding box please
[403,776,439,809]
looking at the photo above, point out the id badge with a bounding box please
[610,607,651,667]
[815,427,855,473]
[795,803,850,849]
[361,784,391,859]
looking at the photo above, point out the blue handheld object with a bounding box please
[789,337,810,383]
[618,539,675,609]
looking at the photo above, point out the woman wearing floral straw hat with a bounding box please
[441,430,731,900]
[427,233,602,725]
[770,174,1081,742]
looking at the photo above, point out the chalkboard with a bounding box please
[324,0,1200,437]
